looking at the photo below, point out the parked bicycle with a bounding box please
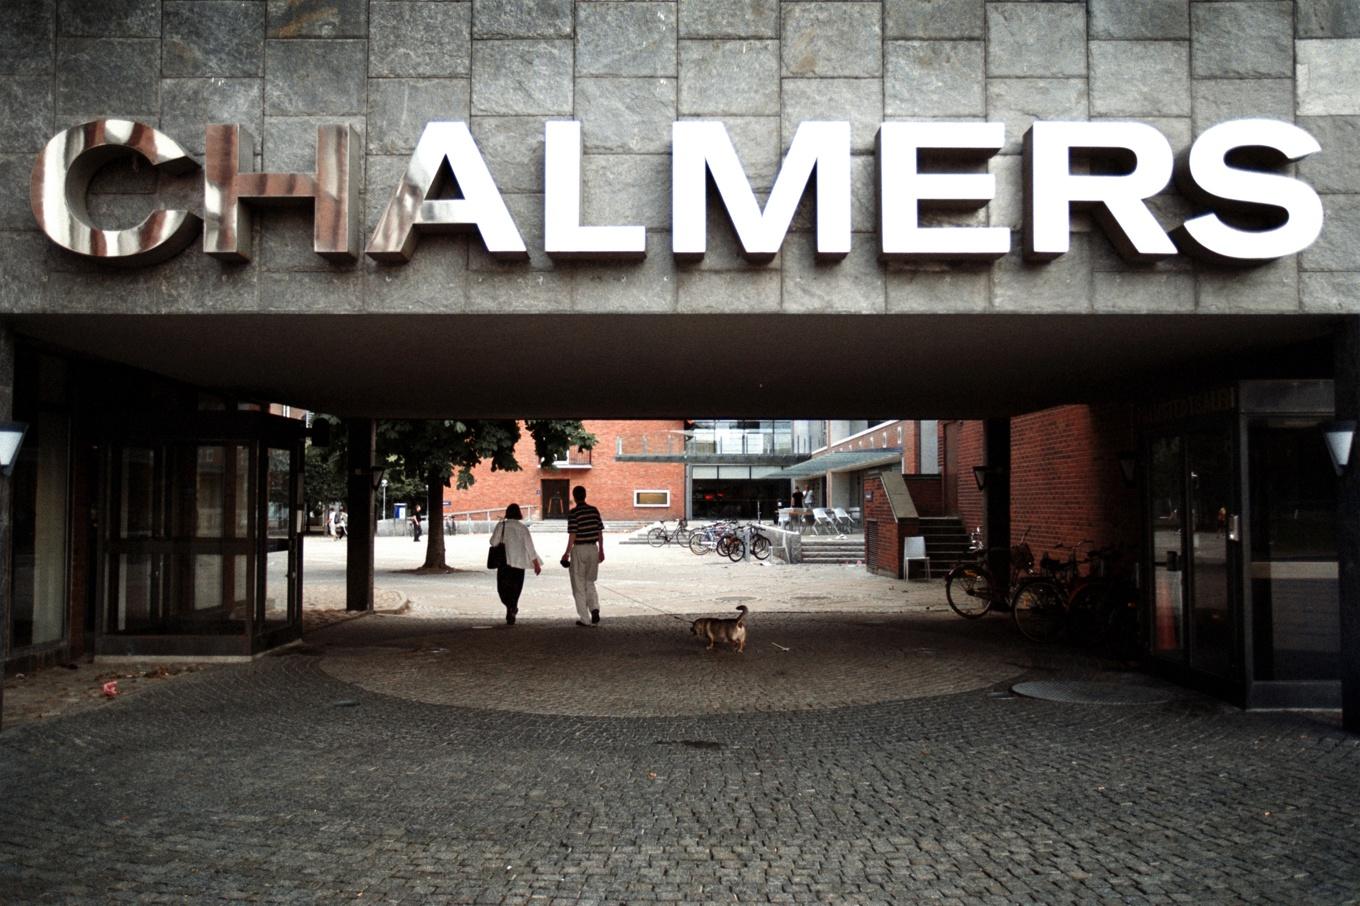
[1012,543,1141,648]
[944,527,1035,619]
[647,518,690,547]
[1011,541,1088,643]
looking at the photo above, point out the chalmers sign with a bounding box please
[30,118,1323,269]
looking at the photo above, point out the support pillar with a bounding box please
[1336,317,1360,733]
[983,418,1011,591]
[0,321,13,728]
[346,418,375,613]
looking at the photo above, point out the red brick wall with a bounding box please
[862,475,902,576]
[902,474,943,517]
[950,405,1138,559]
[444,420,686,522]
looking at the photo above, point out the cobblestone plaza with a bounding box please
[3,538,1359,903]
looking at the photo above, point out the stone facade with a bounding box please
[0,0,1355,317]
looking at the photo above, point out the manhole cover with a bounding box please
[1010,680,1176,705]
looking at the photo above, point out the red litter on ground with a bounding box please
[102,681,119,698]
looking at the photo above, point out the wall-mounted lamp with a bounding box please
[1117,451,1137,488]
[0,421,29,477]
[1323,420,1356,476]
[972,465,1000,491]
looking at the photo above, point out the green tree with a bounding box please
[377,419,596,570]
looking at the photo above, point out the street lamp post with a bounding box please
[380,478,388,522]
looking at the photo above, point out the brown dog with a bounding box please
[691,605,748,653]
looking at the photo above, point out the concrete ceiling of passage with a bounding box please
[12,313,1339,419]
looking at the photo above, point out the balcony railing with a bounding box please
[549,448,592,468]
[614,431,815,462]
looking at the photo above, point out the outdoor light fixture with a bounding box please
[1323,420,1356,477]
[1118,451,1137,488]
[972,465,996,491]
[0,422,29,477]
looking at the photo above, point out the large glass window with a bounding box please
[10,413,71,650]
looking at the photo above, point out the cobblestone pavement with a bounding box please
[3,535,1358,904]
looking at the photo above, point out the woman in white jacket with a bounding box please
[489,503,542,625]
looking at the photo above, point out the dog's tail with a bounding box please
[735,604,748,625]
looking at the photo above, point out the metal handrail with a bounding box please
[444,505,541,523]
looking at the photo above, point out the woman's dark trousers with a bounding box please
[497,566,525,612]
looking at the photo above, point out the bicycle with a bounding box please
[1064,545,1140,653]
[688,521,736,556]
[944,527,1035,619]
[1010,542,1087,643]
[646,518,690,548]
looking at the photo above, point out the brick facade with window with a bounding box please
[443,420,686,522]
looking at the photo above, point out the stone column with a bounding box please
[1336,317,1360,733]
[346,418,375,613]
[0,321,15,728]
[983,418,1011,589]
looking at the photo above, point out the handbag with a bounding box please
[487,522,507,570]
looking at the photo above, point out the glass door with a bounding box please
[1149,435,1186,659]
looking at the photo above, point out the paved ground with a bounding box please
[3,534,1358,904]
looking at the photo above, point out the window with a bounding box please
[634,490,670,507]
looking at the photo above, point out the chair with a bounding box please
[833,507,857,531]
[812,507,838,534]
[903,535,929,580]
[777,509,792,531]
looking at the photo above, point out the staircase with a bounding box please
[918,516,970,578]
[799,534,865,564]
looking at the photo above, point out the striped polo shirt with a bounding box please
[567,502,604,544]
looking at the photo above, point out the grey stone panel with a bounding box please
[165,2,266,77]
[0,0,54,76]
[265,39,366,116]
[86,155,159,195]
[57,0,159,37]
[1297,117,1360,193]
[1197,258,1300,312]
[367,79,472,155]
[365,154,409,235]
[679,40,779,116]
[161,78,264,157]
[0,155,38,231]
[261,270,362,312]
[791,154,875,235]
[264,114,365,174]
[1192,2,1292,79]
[1192,79,1294,134]
[1092,271,1195,312]
[0,232,50,311]
[56,38,160,119]
[986,78,1088,155]
[782,2,883,78]
[369,2,472,78]
[884,0,984,40]
[471,40,573,115]
[364,235,468,312]
[678,210,781,270]
[46,252,259,312]
[0,77,54,153]
[1089,0,1188,40]
[577,2,677,77]
[267,0,368,38]
[469,117,546,195]
[781,79,882,156]
[1093,116,1193,157]
[1297,40,1360,116]
[679,0,778,39]
[467,194,550,272]
[885,263,990,312]
[885,41,985,118]
[986,3,1086,78]
[1088,199,1192,272]
[701,116,781,192]
[1090,42,1190,117]
[992,235,1093,312]
[1297,0,1360,38]
[781,240,885,313]
[1301,195,1360,272]
[84,193,165,229]
[577,78,677,154]
[677,268,780,312]
[466,269,573,313]
[474,0,573,39]
[583,154,670,231]
[1302,271,1360,312]
[988,153,1091,233]
[260,208,362,273]
[573,231,677,313]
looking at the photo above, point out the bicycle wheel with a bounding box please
[673,526,692,546]
[647,527,667,548]
[1012,578,1067,643]
[945,564,993,619]
[715,535,732,558]
[1067,582,1110,646]
[750,535,771,560]
[689,532,712,555]
[725,537,746,562]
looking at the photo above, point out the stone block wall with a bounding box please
[0,1,1355,317]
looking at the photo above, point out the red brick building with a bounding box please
[443,420,686,523]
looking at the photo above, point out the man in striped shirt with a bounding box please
[562,485,605,626]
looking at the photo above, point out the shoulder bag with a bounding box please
[487,522,507,569]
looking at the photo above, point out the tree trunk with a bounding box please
[423,471,447,569]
